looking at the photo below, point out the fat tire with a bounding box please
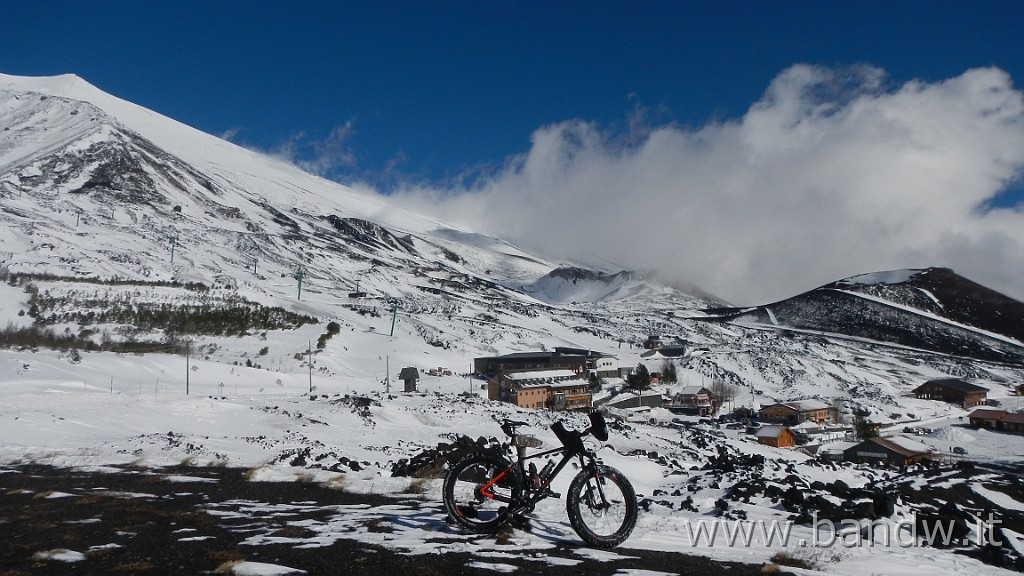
[566,465,638,547]
[443,451,522,533]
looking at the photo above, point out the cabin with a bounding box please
[399,367,420,393]
[843,436,932,468]
[969,408,1024,433]
[756,426,796,448]
[912,378,988,407]
[487,369,592,411]
[759,399,832,425]
[669,386,713,416]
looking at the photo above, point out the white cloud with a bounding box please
[391,65,1024,305]
[256,121,359,178]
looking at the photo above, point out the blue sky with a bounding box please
[3,1,1024,303]
[3,1,1021,190]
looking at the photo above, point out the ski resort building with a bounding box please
[968,408,1024,433]
[759,399,832,425]
[668,386,713,415]
[843,436,933,468]
[912,378,989,408]
[487,369,593,411]
[474,348,618,380]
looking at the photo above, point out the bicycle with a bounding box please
[442,411,638,547]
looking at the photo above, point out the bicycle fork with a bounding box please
[583,469,612,512]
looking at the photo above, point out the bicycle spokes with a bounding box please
[443,452,521,533]
[567,467,638,547]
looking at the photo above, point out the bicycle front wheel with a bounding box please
[443,451,522,533]
[566,465,638,547]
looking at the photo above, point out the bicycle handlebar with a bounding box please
[501,413,608,443]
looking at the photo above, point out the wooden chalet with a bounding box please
[669,385,713,416]
[759,399,832,425]
[912,378,988,407]
[756,426,796,448]
[843,436,932,468]
[969,408,1024,433]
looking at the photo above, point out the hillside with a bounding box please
[704,268,1024,364]
[2,73,1024,419]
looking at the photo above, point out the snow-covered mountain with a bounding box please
[1,71,1023,417]
[706,267,1024,364]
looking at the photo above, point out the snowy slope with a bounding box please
[3,347,1024,576]
[1,73,1022,425]
[707,268,1024,364]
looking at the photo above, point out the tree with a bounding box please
[625,364,651,398]
[659,360,678,384]
[831,397,848,424]
[854,409,877,439]
[708,378,737,410]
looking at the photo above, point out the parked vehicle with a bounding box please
[952,446,968,455]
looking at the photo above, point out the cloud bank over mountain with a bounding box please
[388,65,1024,305]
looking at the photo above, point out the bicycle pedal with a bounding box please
[511,513,533,530]
[545,489,561,499]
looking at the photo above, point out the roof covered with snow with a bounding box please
[869,435,933,456]
[916,378,990,393]
[502,370,587,389]
[756,425,790,439]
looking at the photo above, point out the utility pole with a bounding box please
[253,257,258,275]
[186,339,190,395]
[389,302,398,336]
[307,340,313,393]
[295,267,305,300]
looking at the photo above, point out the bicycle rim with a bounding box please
[443,452,519,533]
[567,466,638,547]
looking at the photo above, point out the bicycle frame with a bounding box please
[481,429,602,515]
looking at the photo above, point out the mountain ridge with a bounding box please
[704,267,1024,363]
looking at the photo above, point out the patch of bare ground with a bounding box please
[0,465,784,575]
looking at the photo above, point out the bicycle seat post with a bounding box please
[515,443,527,462]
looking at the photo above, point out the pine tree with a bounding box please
[625,363,651,396]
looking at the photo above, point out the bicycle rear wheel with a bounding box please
[566,465,638,547]
[443,451,522,533]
